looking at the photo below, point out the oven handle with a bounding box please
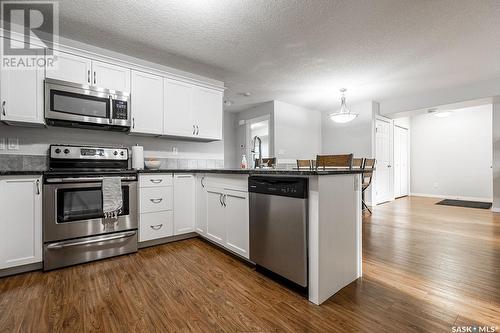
[46,231,136,249]
[45,176,137,183]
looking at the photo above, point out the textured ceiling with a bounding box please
[56,0,500,112]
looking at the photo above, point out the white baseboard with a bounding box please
[491,207,500,213]
[410,192,492,203]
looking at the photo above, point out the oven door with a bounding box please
[43,180,138,242]
[45,79,130,127]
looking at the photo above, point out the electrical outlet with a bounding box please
[0,138,5,150]
[172,147,178,155]
[238,120,245,126]
[7,138,19,150]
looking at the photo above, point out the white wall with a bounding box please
[491,101,500,210]
[273,101,321,163]
[223,111,237,168]
[410,104,493,201]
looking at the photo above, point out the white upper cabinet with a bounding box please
[92,60,131,92]
[164,78,195,137]
[130,70,164,135]
[173,174,196,235]
[0,177,42,269]
[193,87,223,140]
[46,51,92,85]
[46,52,130,92]
[0,42,45,126]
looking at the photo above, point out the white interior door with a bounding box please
[375,119,393,204]
[399,127,409,196]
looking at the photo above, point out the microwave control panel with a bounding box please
[113,100,128,120]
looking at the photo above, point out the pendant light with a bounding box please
[329,88,358,123]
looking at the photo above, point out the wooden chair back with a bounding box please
[255,157,276,168]
[352,158,364,169]
[362,158,376,189]
[316,154,353,170]
[296,159,312,170]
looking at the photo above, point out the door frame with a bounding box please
[394,125,410,198]
[374,115,395,205]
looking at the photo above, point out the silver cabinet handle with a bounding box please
[150,224,163,230]
[93,71,97,84]
[36,179,40,195]
[47,231,136,249]
[150,179,163,184]
[219,193,223,206]
[2,101,5,116]
[196,125,199,135]
[150,198,163,203]
[192,125,196,135]
[87,70,91,83]
[201,176,205,188]
[132,117,135,129]
[223,194,227,207]
[388,165,392,168]
[108,95,113,124]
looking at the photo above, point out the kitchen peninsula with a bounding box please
[138,168,363,305]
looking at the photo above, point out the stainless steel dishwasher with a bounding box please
[249,176,308,287]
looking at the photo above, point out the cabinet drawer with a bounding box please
[139,211,173,242]
[140,187,173,213]
[140,174,173,188]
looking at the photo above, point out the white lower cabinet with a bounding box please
[173,174,195,235]
[195,174,207,235]
[204,183,250,259]
[206,187,226,245]
[0,176,42,269]
[139,211,173,242]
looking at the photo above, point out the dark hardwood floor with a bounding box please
[1,196,499,332]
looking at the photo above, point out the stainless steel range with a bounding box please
[43,145,138,271]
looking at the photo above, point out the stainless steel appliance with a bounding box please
[43,145,138,270]
[248,176,308,288]
[45,78,130,131]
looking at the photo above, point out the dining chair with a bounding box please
[255,157,276,168]
[315,154,353,170]
[296,159,313,170]
[361,158,376,214]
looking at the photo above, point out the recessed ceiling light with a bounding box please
[224,100,233,106]
[239,92,251,97]
[434,111,452,118]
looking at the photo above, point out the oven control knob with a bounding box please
[114,151,118,156]
[64,149,70,154]
[55,148,61,154]
[120,151,124,156]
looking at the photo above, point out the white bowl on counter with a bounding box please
[144,159,161,170]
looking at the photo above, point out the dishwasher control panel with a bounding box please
[248,176,308,199]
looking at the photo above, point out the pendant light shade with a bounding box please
[329,88,358,123]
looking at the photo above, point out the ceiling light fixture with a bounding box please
[329,88,358,123]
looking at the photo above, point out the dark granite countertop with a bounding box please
[138,168,363,176]
[0,170,45,176]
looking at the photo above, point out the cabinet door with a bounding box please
[0,46,44,125]
[224,190,249,258]
[205,187,226,245]
[0,177,42,269]
[195,174,207,235]
[193,87,223,140]
[173,174,195,235]
[92,60,131,92]
[46,51,91,84]
[130,70,164,135]
[164,78,195,137]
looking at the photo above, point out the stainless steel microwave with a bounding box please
[45,78,131,131]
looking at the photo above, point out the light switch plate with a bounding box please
[8,138,19,150]
[0,138,5,150]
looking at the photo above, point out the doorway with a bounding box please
[375,118,393,204]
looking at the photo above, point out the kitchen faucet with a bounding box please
[252,135,263,169]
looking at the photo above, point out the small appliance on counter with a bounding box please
[43,144,138,271]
